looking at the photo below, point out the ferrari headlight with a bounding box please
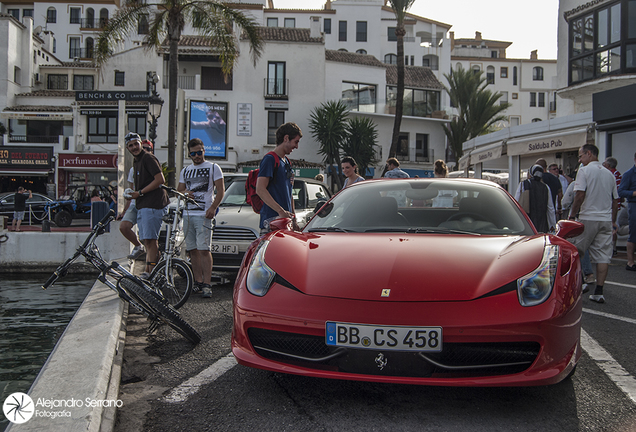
[517,245,559,307]
[246,240,275,296]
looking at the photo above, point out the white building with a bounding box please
[1,0,453,195]
[458,0,636,196]
[451,31,558,127]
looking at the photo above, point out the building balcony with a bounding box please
[79,18,108,30]
[69,48,94,60]
[264,78,289,99]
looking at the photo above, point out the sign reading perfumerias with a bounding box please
[58,153,118,169]
[0,146,53,170]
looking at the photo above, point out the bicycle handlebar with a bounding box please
[42,272,59,289]
[160,185,204,210]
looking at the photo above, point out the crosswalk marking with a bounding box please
[164,353,237,403]
[581,329,636,404]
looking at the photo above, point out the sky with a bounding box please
[270,0,559,60]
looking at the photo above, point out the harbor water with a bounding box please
[0,274,94,431]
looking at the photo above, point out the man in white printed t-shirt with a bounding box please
[177,138,224,298]
[568,144,619,304]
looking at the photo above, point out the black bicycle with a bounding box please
[42,209,201,344]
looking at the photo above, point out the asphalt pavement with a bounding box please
[112,254,636,432]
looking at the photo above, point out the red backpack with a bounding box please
[245,151,281,214]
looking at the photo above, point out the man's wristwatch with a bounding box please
[568,216,576,220]
[137,190,144,197]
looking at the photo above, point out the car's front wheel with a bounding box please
[54,210,73,227]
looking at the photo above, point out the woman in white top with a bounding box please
[342,156,365,188]
[432,159,457,207]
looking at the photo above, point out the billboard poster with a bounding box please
[188,100,228,159]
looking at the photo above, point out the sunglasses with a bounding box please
[189,150,204,157]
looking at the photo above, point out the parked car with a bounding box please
[211,177,330,274]
[232,178,586,386]
[45,184,114,227]
[0,192,53,224]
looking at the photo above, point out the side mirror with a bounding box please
[269,217,293,232]
[555,220,584,239]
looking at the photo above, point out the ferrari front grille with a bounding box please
[247,328,540,378]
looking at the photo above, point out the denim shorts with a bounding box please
[121,201,137,225]
[13,211,25,221]
[137,207,166,241]
[182,214,213,251]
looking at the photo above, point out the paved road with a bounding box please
[114,258,636,432]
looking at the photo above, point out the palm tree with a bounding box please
[342,116,379,180]
[309,101,349,191]
[95,0,264,186]
[443,66,510,163]
[386,0,416,163]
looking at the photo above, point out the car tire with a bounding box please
[54,210,73,227]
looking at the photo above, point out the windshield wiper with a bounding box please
[406,227,482,236]
[307,227,354,233]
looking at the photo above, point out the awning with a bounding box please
[0,112,73,120]
[506,127,588,156]
[0,170,51,176]
[470,141,505,164]
[458,153,471,170]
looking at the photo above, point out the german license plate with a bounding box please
[211,244,238,254]
[325,322,442,352]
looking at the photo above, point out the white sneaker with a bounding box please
[128,245,145,259]
[582,284,589,294]
[589,294,605,303]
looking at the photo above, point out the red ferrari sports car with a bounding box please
[231,178,585,386]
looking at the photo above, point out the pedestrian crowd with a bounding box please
[512,146,635,304]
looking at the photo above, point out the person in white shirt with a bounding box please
[568,144,619,303]
[177,138,224,298]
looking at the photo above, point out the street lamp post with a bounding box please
[146,71,164,146]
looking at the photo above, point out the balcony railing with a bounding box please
[162,75,196,90]
[264,78,289,98]
[9,135,61,144]
[69,48,94,59]
[79,18,108,29]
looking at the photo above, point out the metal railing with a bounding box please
[79,18,108,29]
[162,75,196,90]
[264,78,288,97]
[69,48,94,59]
[9,135,61,144]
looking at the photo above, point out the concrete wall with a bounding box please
[0,221,130,272]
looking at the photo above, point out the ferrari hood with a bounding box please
[264,233,548,302]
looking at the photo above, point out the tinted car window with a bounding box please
[306,179,533,235]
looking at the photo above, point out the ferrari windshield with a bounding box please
[305,179,534,236]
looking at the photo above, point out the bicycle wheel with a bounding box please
[150,258,193,309]
[119,277,201,344]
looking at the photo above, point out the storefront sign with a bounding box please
[264,99,289,110]
[470,142,504,163]
[58,153,118,169]
[0,146,53,170]
[75,91,149,101]
[506,130,588,156]
[237,103,252,136]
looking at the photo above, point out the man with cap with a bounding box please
[568,144,619,303]
[125,132,169,278]
[118,139,154,260]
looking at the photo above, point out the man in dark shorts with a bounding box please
[11,187,32,232]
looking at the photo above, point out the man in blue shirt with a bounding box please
[256,122,301,234]
[618,151,636,271]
